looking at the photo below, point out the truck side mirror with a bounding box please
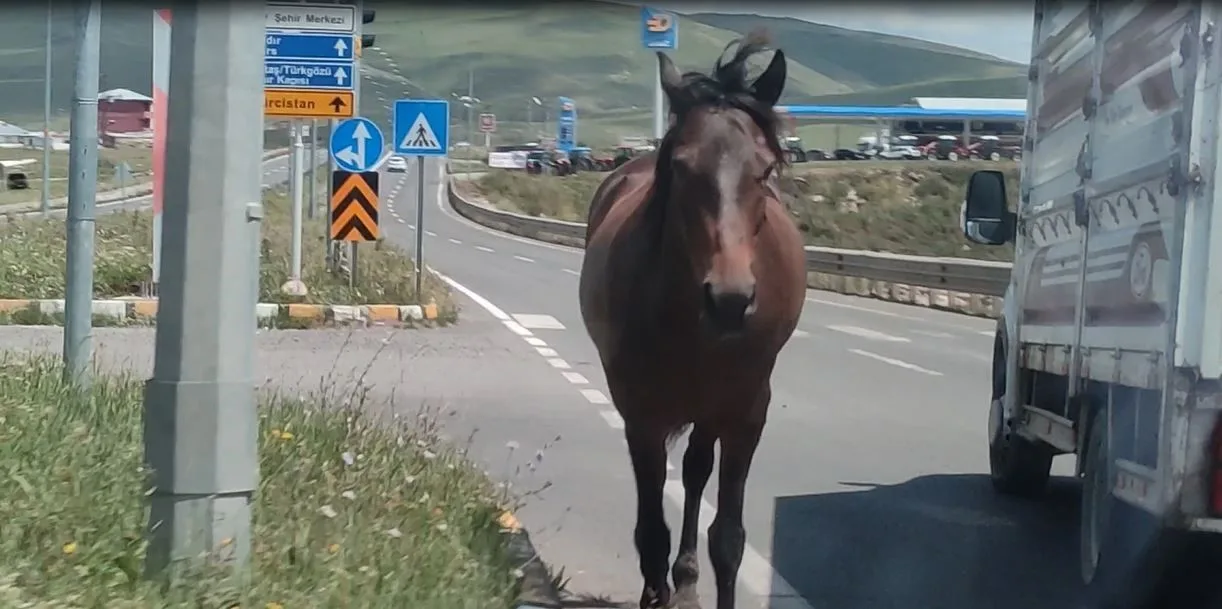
[961,170,1015,245]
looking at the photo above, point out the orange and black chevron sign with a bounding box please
[330,170,379,242]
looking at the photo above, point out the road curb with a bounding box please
[444,173,1004,320]
[0,298,443,329]
[497,510,565,609]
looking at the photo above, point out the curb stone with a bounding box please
[0,298,442,328]
[444,175,1004,320]
[498,511,565,609]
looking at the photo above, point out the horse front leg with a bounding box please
[708,411,766,609]
[625,420,673,609]
[673,424,715,602]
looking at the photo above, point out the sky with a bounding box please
[651,2,1036,63]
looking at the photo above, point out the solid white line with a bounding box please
[662,481,813,609]
[536,346,559,357]
[475,246,495,253]
[580,389,611,405]
[848,348,943,376]
[524,336,548,347]
[503,320,533,337]
[547,358,571,369]
[514,255,535,263]
[561,371,589,384]
[448,238,462,244]
[430,269,511,321]
[599,410,625,429]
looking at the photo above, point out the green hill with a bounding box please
[0,2,1028,147]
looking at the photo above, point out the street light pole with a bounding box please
[42,0,53,217]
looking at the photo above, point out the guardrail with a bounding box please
[446,175,1013,319]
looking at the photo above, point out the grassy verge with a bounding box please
[0,144,153,206]
[0,184,457,313]
[0,352,518,608]
[464,162,1021,261]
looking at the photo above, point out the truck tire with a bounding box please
[1079,406,1222,609]
[987,331,1053,496]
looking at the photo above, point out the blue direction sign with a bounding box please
[265,32,354,61]
[330,117,385,173]
[393,100,450,157]
[265,60,353,90]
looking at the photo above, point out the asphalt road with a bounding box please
[375,157,1090,609]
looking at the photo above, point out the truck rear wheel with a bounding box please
[987,333,1052,496]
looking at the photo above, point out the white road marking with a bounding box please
[448,238,462,244]
[563,268,580,276]
[580,389,611,405]
[396,218,405,223]
[408,224,417,230]
[536,347,559,358]
[524,336,548,347]
[979,330,995,337]
[425,230,437,237]
[429,269,807,606]
[599,410,625,429]
[562,371,589,384]
[826,324,911,343]
[792,329,810,338]
[514,255,536,263]
[913,329,955,339]
[512,313,566,330]
[503,320,533,337]
[475,246,495,253]
[662,481,813,609]
[849,348,943,376]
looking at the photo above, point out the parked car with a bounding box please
[386,156,407,173]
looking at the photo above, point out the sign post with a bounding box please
[641,6,678,141]
[264,2,357,297]
[329,116,385,286]
[478,113,496,150]
[556,97,577,153]
[392,99,450,300]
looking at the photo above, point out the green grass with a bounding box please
[465,162,1021,262]
[0,3,1025,148]
[0,352,519,608]
[0,183,457,310]
[0,143,152,206]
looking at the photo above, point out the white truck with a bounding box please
[961,2,1222,607]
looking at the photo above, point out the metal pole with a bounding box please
[348,242,357,289]
[142,0,262,577]
[326,118,337,271]
[288,121,304,289]
[42,0,53,217]
[306,119,316,220]
[63,0,101,390]
[414,155,425,299]
[653,59,664,140]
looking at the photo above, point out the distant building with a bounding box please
[98,88,153,134]
[0,121,30,146]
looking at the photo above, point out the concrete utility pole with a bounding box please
[307,119,316,220]
[42,0,53,217]
[63,0,101,389]
[142,0,263,576]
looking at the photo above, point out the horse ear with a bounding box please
[657,52,684,108]
[750,49,787,107]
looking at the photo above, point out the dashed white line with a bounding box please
[563,268,581,276]
[524,336,548,347]
[913,329,955,339]
[408,224,417,230]
[448,238,462,245]
[425,230,437,237]
[396,218,405,223]
[978,330,995,337]
[503,320,533,336]
[475,246,494,253]
[514,255,536,263]
[599,410,625,429]
[420,267,810,608]
[536,346,559,357]
[581,389,611,405]
[792,329,810,338]
[512,313,565,330]
[562,371,589,384]
[826,324,911,343]
[848,348,943,376]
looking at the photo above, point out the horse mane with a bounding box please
[650,29,787,211]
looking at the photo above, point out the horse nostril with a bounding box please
[702,282,756,330]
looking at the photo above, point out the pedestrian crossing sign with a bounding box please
[393,99,450,157]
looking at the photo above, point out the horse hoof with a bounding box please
[640,585,673,609]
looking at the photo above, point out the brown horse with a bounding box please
[578,33,807,609]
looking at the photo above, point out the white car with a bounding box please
[386,156,407,173]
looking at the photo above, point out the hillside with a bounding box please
[0,2,1028,146]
